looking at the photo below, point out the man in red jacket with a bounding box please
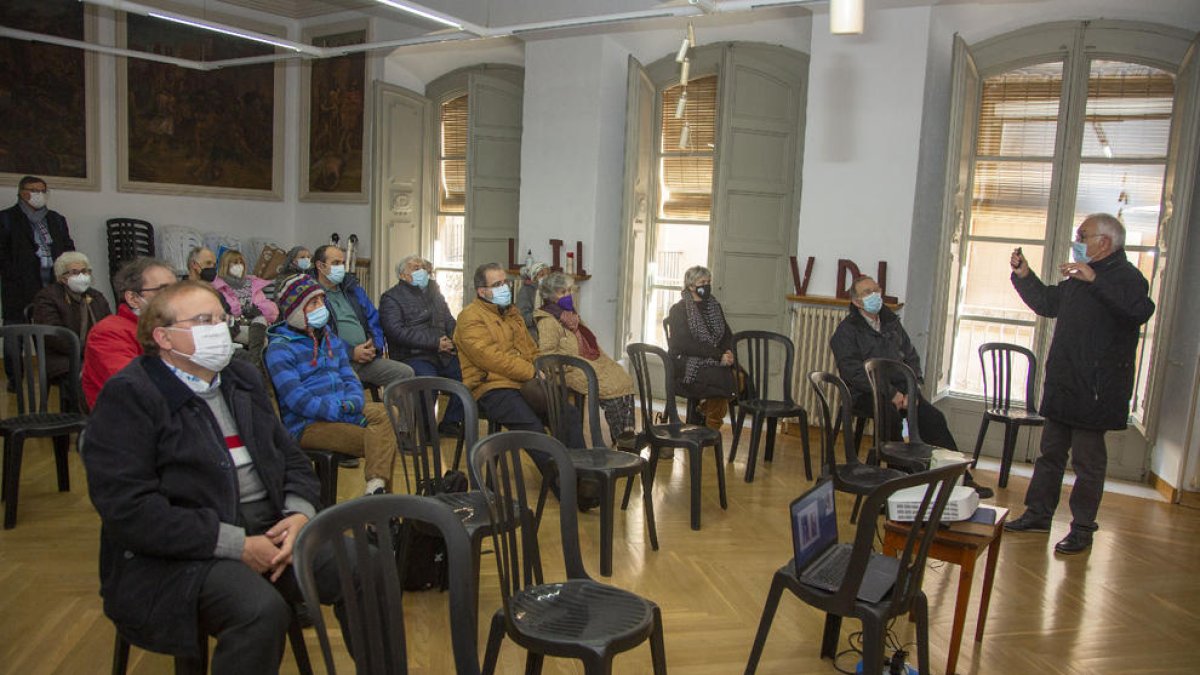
[82,257,177,409]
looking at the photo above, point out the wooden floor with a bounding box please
[2,409,1199,674]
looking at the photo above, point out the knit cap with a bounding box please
[276,274,324,329]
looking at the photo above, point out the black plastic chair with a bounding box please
[292,494,481,675]
[626,342,728,531]
[382,376,519,612]
[730,331,812,482]
[111,617,312,675]
[662,317,737,428]
[1,325,87,529]
[469,431,667,675]
[106,218,154,298]
[534,354,659,577]
[744,461,971,675]
[863,358,934,472]
[972,342,1045,488]
[809,371,905,523]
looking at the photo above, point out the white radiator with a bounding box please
[789,303,848,421]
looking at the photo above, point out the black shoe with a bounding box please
[293,602,314,628]
[337,456,361,468]
[437,420,464,438]
[1004,512,1051,533]
[963,476,994,500]
[1054,531,1092,555]
[577,479,601,512]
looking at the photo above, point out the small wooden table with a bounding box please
[881,506,1008,675]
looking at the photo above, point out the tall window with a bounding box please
[645,75,717,346]
[945,53,1176,426]
[435,94,467,315]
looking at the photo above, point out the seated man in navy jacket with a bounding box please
[83,280,349,674]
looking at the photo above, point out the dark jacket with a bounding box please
[30,282,112,379]
[318,272,387,360]
[1012,249,1154,430]
[379,278,456,363]
[82,356,320,656]
[829,304,922,415]
[666,297,736,399]
[0,202,74,322]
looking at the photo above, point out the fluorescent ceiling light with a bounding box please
[375,0,463,30]
[147,12,306,53]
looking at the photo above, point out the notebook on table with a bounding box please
[790,480,899,604]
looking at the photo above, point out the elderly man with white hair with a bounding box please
[29,251,112,408]
[378,254,465,434]
[1005,213,1155,555]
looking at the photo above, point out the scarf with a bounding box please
[680,289,728,384]
[64,286,98,340]
[222,274,254,314]
[20,201,54,283]
[541,301,601,360]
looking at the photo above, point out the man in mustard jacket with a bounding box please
[455,262,585,454]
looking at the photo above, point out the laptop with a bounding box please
[790,480,899,603]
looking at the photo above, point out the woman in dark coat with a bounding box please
[30,252,112,400]
[666,265,736,430]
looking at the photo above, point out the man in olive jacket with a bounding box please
[1005,213,1154,555]
[83,281,347,673]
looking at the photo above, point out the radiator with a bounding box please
[789,303,848,422]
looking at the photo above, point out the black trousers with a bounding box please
[197,500,347,675]
[1023,418,1107,534]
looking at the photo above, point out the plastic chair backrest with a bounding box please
[829,460,970,615]
[534,354,605,448]
[469,431,588,605]
[733,330,795,404]
[808,371,859,473]
[1,325,82,416]
[625,342,683,428]
[292,494,481,675]
[863,358,923,445]
[978,342,1038,413]
[382,377,478,493]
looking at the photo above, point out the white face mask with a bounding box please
[26,191,46,209]
[229,264,245,278]
[66,273,91,294]
[171,323,235,372]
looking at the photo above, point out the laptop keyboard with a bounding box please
[803,545,853,589]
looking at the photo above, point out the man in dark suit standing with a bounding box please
[0,175,76,324]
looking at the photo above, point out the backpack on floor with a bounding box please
[394,469,468,591]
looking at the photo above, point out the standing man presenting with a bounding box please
[1005,213,1154,555]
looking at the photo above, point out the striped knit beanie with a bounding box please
[276,274,324,330]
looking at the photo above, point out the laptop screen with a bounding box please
[790,480,838,572]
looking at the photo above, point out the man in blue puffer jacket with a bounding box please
[265,275,399,496]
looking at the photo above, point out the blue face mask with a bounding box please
[295,257,311,271]
[1071,241,1092,264]
[489,284,512,308]
[410,268,430,289]
[326,264,346,284]
[862,292,883,315]
[306,305,330,329]
[556,295,576,313]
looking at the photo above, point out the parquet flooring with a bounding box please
[2,407,1199,674]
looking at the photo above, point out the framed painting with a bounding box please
[0,0,100,190]
[300,20,371,203]
[116,11,285,200]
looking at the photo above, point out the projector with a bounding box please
[887,485,979,522]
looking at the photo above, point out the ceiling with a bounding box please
[218,0,378,20]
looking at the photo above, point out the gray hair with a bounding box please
[53,251,90,278]
[1086,213,1126,249]
[683,265,712,289]
[473,262,505,289]
[539,271,574,303]
[395,254,427,278]
[186,246,211,270]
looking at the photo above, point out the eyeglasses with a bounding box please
[64,269,91,277]
[167,313,235,328]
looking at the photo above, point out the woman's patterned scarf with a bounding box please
[680,289,727,384]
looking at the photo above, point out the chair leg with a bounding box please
[860,618,886,675]
[451,434,466,474]
[688,446,703,531]
[649,605,668,675]
[911,590,931,675]
[744,571,787,675]
[598,475,616,577]
[482,610,506,675]
[4,434,26,529]
[112,632,130,675]
[581,651,613,675]
[1000,423,1017,489]
[819,613,843,661]
[287,615,314,675]
[729,407,748,464]
[534,475,551,531]
[714,439,728,510]
[642,463,660,551]
[849,495,863,525]
[621,473,636,510]
[853,417,867,456]
[971,417,990,468]
[744,414,764,483]
[54,434,71,492]
[524,651,545,675]
[764,418,778,463]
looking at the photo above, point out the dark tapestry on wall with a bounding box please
[308,29,366,194]
[125,13,275,191]
[0,0,88,179]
